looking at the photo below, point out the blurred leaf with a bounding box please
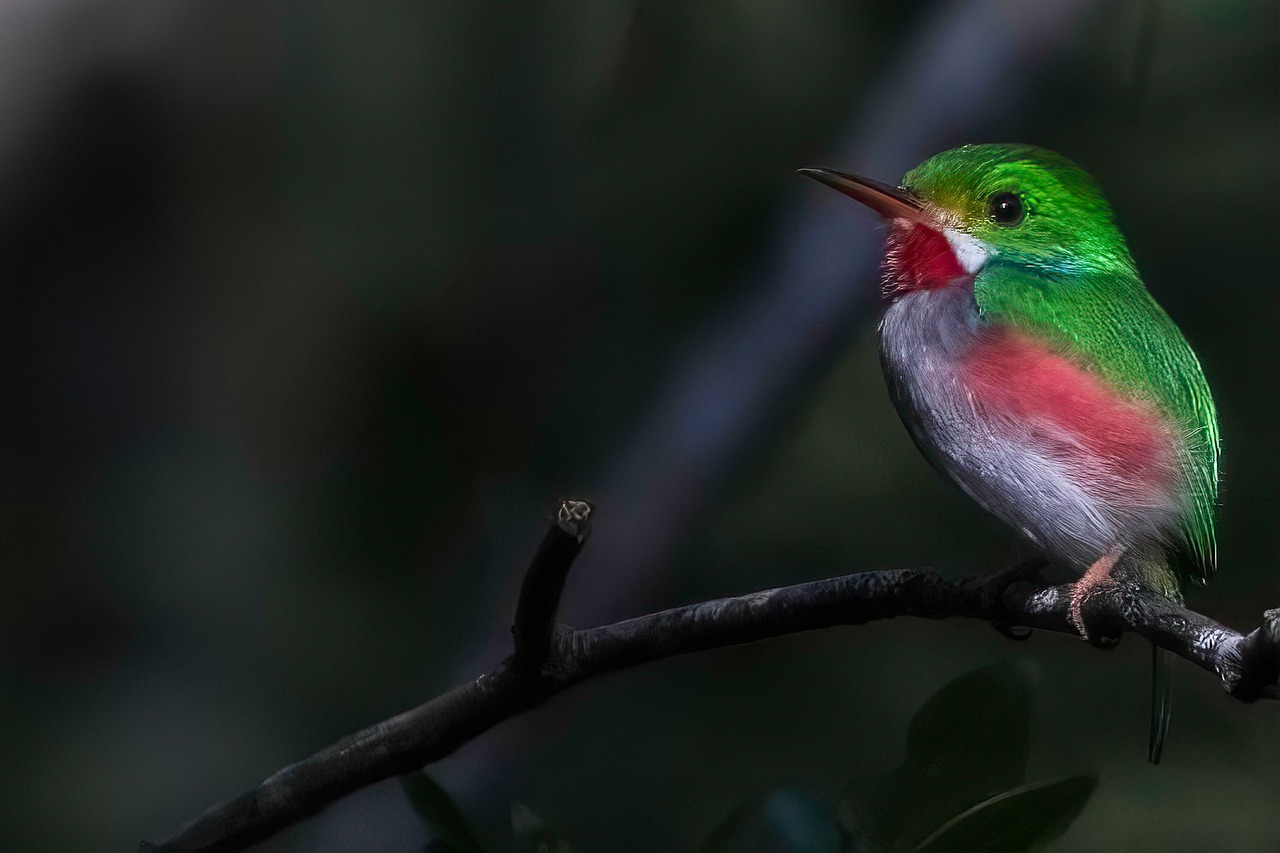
[401,772,485,853]
[511,801,579,853]
[839,660,1036,849]
[905,659,1035,785]
[912,774,1098,853]
[701,788,846,853]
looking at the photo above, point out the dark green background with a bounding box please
[1,1,1276,850]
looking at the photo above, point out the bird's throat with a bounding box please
[882,220,978,298]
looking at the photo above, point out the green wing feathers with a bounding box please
[1110,284,1220,584]
[1167,327,1220,583]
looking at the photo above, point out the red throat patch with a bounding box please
[883,220,967,297]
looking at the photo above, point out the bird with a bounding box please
[799,145,1219,763]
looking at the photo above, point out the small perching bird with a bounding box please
[800,145,1220,763]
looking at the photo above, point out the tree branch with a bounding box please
[511,500,592,666]
[145,503,1280,851]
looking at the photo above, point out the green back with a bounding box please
[904,145,1220,584]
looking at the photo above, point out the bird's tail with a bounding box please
[1148,644,1173,763]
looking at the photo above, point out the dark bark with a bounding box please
[145,503,1279,851]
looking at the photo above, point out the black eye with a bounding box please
[987,191,1025,226]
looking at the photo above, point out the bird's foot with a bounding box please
[1068,553,1122,647]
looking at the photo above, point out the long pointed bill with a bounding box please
[797,167,932,225]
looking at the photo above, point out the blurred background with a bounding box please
[1,1,1276,850]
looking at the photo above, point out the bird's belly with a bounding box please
[879,289,1182,570]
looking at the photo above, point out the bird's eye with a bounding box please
[987,191,1025,227]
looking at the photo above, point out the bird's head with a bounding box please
[801,144,1135,298]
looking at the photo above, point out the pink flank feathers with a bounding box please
[962,327,1180,508]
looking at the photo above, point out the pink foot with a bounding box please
[1069,553,1120,644]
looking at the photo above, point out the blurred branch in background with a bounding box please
[147,501,1280,851]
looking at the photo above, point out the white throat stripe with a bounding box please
[943,228,988,275]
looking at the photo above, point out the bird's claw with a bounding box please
[1068,579,1121,648]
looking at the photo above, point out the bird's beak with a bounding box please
[797,167,931,225]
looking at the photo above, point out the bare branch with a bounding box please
[145,511,1279,851]
[511,499,593,667]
